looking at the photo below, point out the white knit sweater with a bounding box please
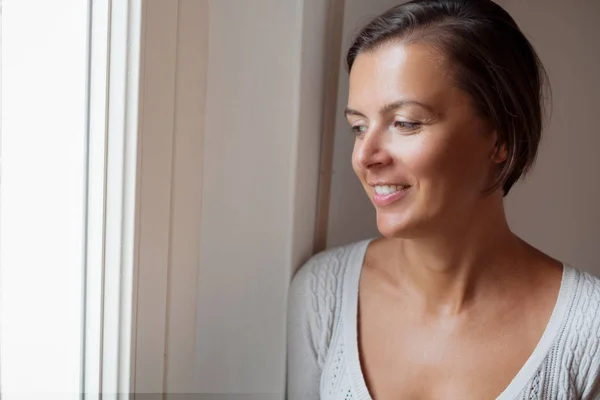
[287,239,600,399]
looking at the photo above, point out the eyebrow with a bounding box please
[344,99,434,118]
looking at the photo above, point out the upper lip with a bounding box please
[367,181,411,187]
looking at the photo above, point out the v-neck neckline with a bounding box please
[341,238,576,399]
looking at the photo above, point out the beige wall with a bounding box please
[501,0,600,275]
[194,0,329,396]
[326,0,600,276]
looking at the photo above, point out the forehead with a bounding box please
[348,42,455,109]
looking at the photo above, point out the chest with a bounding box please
[357,295,544,400]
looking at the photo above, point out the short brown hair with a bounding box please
[347,0,550,196]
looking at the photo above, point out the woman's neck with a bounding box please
[389,200,528,316]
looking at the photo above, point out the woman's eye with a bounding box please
[393,121,421,131]
[351,125,368,136]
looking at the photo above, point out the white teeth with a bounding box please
[375,185,405,195]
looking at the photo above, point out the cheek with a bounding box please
[394,131,489,192]
[351,142,363,178]
[392,135,453,186]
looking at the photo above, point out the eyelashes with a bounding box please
[350,120,422,137]
[393,121,421,130]
[350,125,368,136]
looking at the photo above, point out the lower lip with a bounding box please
[372,187,411,207]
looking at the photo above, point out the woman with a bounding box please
[287,0,600,399]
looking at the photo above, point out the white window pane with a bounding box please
[0,0,89,397]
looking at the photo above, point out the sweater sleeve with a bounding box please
[580,271,600,400]
[286,249,345,400]
[286,262,322,399]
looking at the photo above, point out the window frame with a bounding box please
[84,0,143,396]
[84,0,207,397]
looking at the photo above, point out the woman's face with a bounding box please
[347,42,502,238]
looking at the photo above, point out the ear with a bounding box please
[490,132,508,164]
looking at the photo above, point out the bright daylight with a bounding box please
[1,0,88,397]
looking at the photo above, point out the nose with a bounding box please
[354,128,392,170]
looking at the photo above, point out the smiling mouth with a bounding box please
[372,184,411,206]
[374,184,410,195]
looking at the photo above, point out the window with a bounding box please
[0,0,299,397]
[0,0,142,397]
[0,0,88,396]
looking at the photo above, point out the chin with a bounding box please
[375,211,421,238]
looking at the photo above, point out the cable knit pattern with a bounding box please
[287,243,356,398]
[546,270,600,399]
[308,246,347,368]
[287,239,600,400]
